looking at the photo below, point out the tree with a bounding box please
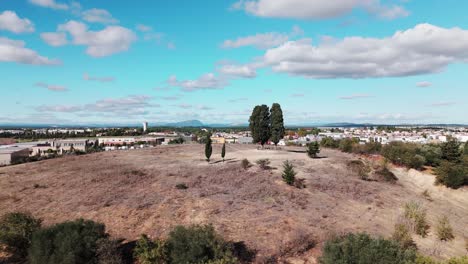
[249,105,271,147]
[282,160,296,185]
[221,143,226,162]
[441,138,462,162]
[0,212,42,258]
[435,161,466,189]
[464,141,468,156]
[205,134,212,162]
[307,142,320,158]
[270,103,285,147]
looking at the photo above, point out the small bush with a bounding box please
[28,219,108,264]
[0,212,42,258]
[435,161,466,189]
[375,167,398,183]
[436,216,454,241]
[282,160,296,186]
[175,183,188,190]
[256,159,271,170]
[134,234,169,264]
[241,159,251,170]
[319,233,416,264]
[347,160,371,180]
[166,225,237,264]
[392,222,417,250]
[306,142,320,158]
[403,202,429,237]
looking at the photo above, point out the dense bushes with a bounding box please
[28,219,111,264]
[319,233,416,264]
[0,212,42,258]
[435,161,467,189]
[134,234,169,264]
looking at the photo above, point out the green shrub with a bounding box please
[282,160,296,186]
[28,219,108,264]
[306,142,320,158]
[319,233,416,264]
[255,159,271,170]
[420,144,442,167]
[0,212,42,258]
[382,142,426,170]
[134,234,169,264]
[320,137,339,148]
[175,183,188,190]
[435,161,467,189]
[410,155,426,170]
[375,167,398,183]
[339,138,355,153]
[166,225,237,264]
[441,139,462,162]
[446,256,468,264]
[436,216,454,241]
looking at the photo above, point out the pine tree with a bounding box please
[205,134,212,162]
[282,160,296,185]
[464,141,468,156]
[249,105,271,147]
[270,103,285,147]
[307,142,320,158]
[441,138,461,162]
[221,143,226,162]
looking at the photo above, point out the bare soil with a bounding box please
[0,144,467,263]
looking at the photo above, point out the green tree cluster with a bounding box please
[249,103,285,147]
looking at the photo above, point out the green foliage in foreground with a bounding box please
[0,212,42,258]
[319,233,417,264]
[282,160,296,185]
[28,219,109,264]
[307,141,320,158]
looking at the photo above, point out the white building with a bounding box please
[143,122,148,132]
[0,146,30,166]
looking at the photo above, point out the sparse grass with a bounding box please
[175,183,188,190]
[375,167,398,183]
[436,216,454,241]
[347,160,371,180]
[422,189,432,201]
[241,159,251,170]
[392,221,417,250]
[256,159,271,170]
[403,201,430,237]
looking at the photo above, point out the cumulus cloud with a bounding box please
[40,32,68,46]
[261,24,468,79]
[232,0,408,20]
[29,0,68,10]
[0,11,35,33]
[0,37,61,65]
[35,82,68,92]
[36,105,80,112]
[168,73,228,92]
[339,94,373,99]
[218,64,257,78]
[82,8,119,24]
[42,20,136,57]
[416,81,432,87]
[83,73,115,82]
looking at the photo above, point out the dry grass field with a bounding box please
[0,144,467,262]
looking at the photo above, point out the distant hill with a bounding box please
[163,120,204,127]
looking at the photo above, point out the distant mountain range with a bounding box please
[0,120,467,129]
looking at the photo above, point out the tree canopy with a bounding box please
[249,105,271,146]
[270,103,285,146]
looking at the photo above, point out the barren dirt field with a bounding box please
[0,144,467,262]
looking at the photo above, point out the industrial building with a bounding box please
[0,146,30,166]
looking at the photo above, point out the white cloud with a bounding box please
[233,0,408,20]
[218,64,257,78]
[339,94,373,99]
[47,20,136,57]
[261,24,468,79]
[427,101,457,107]
[35,82,68,92]
[0,37,60,65]
[83,73,115,82]
[29,0,68,10]
[223,32,289,49]
[40,32,68,46]
[136,24,152,32]
[168,73,228,92]
[82,8,119,24]
[36,105,80,112]
[416,81,432,87]
[0,11,35,33]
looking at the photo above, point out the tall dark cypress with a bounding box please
[249,105,261,143]
[270,103,285,147]
[205,134,212,162]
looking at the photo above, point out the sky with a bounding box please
[0,0,467,125]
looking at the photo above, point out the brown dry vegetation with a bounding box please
[0,144,467,262]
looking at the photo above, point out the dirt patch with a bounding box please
[0,144,466,261]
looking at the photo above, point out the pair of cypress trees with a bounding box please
[204,135,225,162]
[249,103,285,147]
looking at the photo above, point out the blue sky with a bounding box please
[0,0,467,125]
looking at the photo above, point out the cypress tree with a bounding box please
[221,143,226,162]
[282,160,296,185]
[249,105,271,147]
[270,103,285,147]
[205,134,212,162]
[307,142,320,158]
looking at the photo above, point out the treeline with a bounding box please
[321,137,468,189]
